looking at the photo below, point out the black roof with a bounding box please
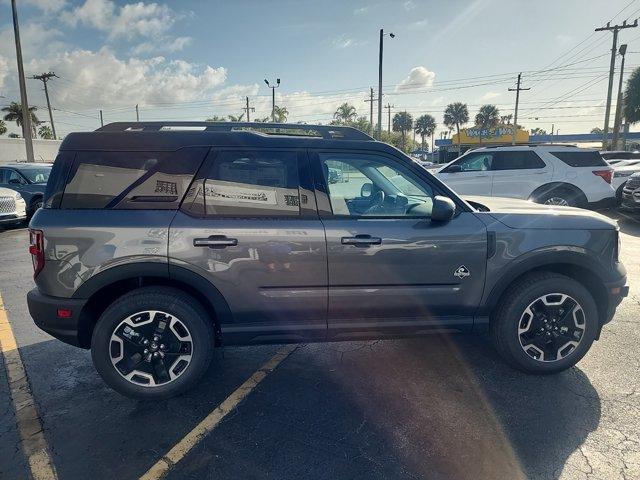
[60,122,389,153]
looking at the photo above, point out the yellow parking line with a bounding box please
[0,293,57,480]
[140,344,297,480]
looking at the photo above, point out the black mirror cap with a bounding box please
[446,165,462,173]
[431,195,456,222]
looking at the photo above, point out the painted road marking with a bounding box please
[140,344,297,480]
[0,293,57,480]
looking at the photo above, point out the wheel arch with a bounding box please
[73,262,232,348]
[528,182,587,205]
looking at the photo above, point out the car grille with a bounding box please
[624,176,640,192]
[0,196,17,214]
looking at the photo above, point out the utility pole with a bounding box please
[364,87,377,136]
[244,96,255,122]
[30,72,58,140]
[508,73,529,145]
[595,19,638,150]
[612,44,628,150]
[11,0,34,162]
[385,103,394,132]
[264,78,280,122]
[135,104,139,121]
[99,109,104,127]
[377,29,395,140]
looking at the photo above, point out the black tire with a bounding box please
[91,286,214,399]
[490,272,598,374]
[29,196,43,217]
[533,187,585,208]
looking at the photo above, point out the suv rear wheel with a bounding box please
[534,187,584,207]
[491,272,598,374]
[91,287,214,399]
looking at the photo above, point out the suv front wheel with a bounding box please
[491,272,598,374]
[91,287,214,399]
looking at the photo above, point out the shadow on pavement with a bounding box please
[604,209,640,237]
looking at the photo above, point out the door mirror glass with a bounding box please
[8,177,22,185]
[446,165,462,173]
[431,196,456,222]
[360,182,373,197]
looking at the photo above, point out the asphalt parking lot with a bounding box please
[1,212,639,480]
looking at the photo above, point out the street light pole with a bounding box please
[264,78,280,122]
[377,29,394,140]
[11,0,34,162]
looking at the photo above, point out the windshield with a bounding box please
[19,167,51,184]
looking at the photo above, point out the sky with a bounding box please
[1,0,640,138]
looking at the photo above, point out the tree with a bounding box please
[530,127,547,136]
[351,116,371,134]
[590,127,603,135]
[273,105,289,123]
[333,102,357,124]
[443,102,469,153]
[624,66,640,125]
[205,115,227,122]
[392,111,413,150]
[38,125,54,139]
[414,114,436,157]
[0,119,6,136]
[475,104,500,144]
[500,114,513,124]
[227,113,245,122]
[2,102,39,137]
[254,117,271,123]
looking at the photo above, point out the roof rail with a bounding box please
[482,143,578,148]
[95,122,374,141]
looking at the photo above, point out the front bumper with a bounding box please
[620,190,640,212]
[0,213,27,224]
[587,196,617,210]
[602,276,629,326]
[27,288,89,348]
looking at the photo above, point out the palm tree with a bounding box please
[205,115,227,122]
[227,113,245,122]
[392,111,414,151]
[624,66,640,126]
[2,102,39,137]
[0,119,6,136]
[590,127,603,135]
[530,127,547,136]
[475,104,500,144]
[38,125,54,139]
[414,114,436,158]
[443,102,469,153]
[333,102,357,124]
[273,105,289,123]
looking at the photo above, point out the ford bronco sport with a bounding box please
[27,122,628,399]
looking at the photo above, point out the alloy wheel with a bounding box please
[109,310,193,387]
[517,293,586,362]
[544,197,570,206]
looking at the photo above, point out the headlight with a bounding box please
[615,171,635,178]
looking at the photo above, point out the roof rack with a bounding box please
[96,122,374,141]
[482,143,578,148]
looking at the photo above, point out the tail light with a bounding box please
[593,170,613,184]
[29,229,45,278]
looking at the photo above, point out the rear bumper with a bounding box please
[27,288,89,348]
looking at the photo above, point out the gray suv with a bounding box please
[27,122,628,399]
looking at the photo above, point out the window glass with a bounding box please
[320,153,434,217]
[452,153,494,172]
[19,167,51,184]
[7,170,25,184]
[198,150,302,216]
[492,151,545,170]
[550,151,607,167]
[61,148,206,209]
[0,168,6,184]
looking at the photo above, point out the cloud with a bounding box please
[62,0,180,40]
[132,36,193,55]
[331,34,366,49]
[395,66,436,92]
[407,18,428,30]
[0,23,66,60]
[353,6,369,15]
[478,91,500,101]
[430,0,491,45]
[556,34,573,46]
[22,0,68,12]
[404,1,416,11]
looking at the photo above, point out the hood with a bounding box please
[464,195,617,230]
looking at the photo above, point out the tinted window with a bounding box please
[0,168,6,184]
[192,150,302,217]
[61,148,208,209]
[492,151,546,170]
[550,151,607,167]
[19,167,51,184]
[449,152,493,172]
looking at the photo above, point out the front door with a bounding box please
[170,149,327,344]
[436,150,495,196]
[313,151,487,338]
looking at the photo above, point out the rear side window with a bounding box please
[492,151,546,170]
[60,148,208,209]
[188,150,303,217]
[550,151,607,167]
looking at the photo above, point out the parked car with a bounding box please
[612,161,640,203]
[435,145,615,209]
[0,163,53,216]
[620,172,640,213]
[601,150,640,166]
[0,186,27,227]
[27,122,628,399]
[327,166,343,183]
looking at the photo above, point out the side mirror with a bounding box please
[8,178,22,185]
[360,182,373,198]
[431,196,456,222]
[446,165,462,173]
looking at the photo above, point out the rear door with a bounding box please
[490,150,552,199]
[170,148,327,344]
[312,150,487,337]
[436,151,494,196]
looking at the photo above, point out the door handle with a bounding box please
[341,234,382,247]
[193,235,238,249]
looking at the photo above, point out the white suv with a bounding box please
[435,145,615,208]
